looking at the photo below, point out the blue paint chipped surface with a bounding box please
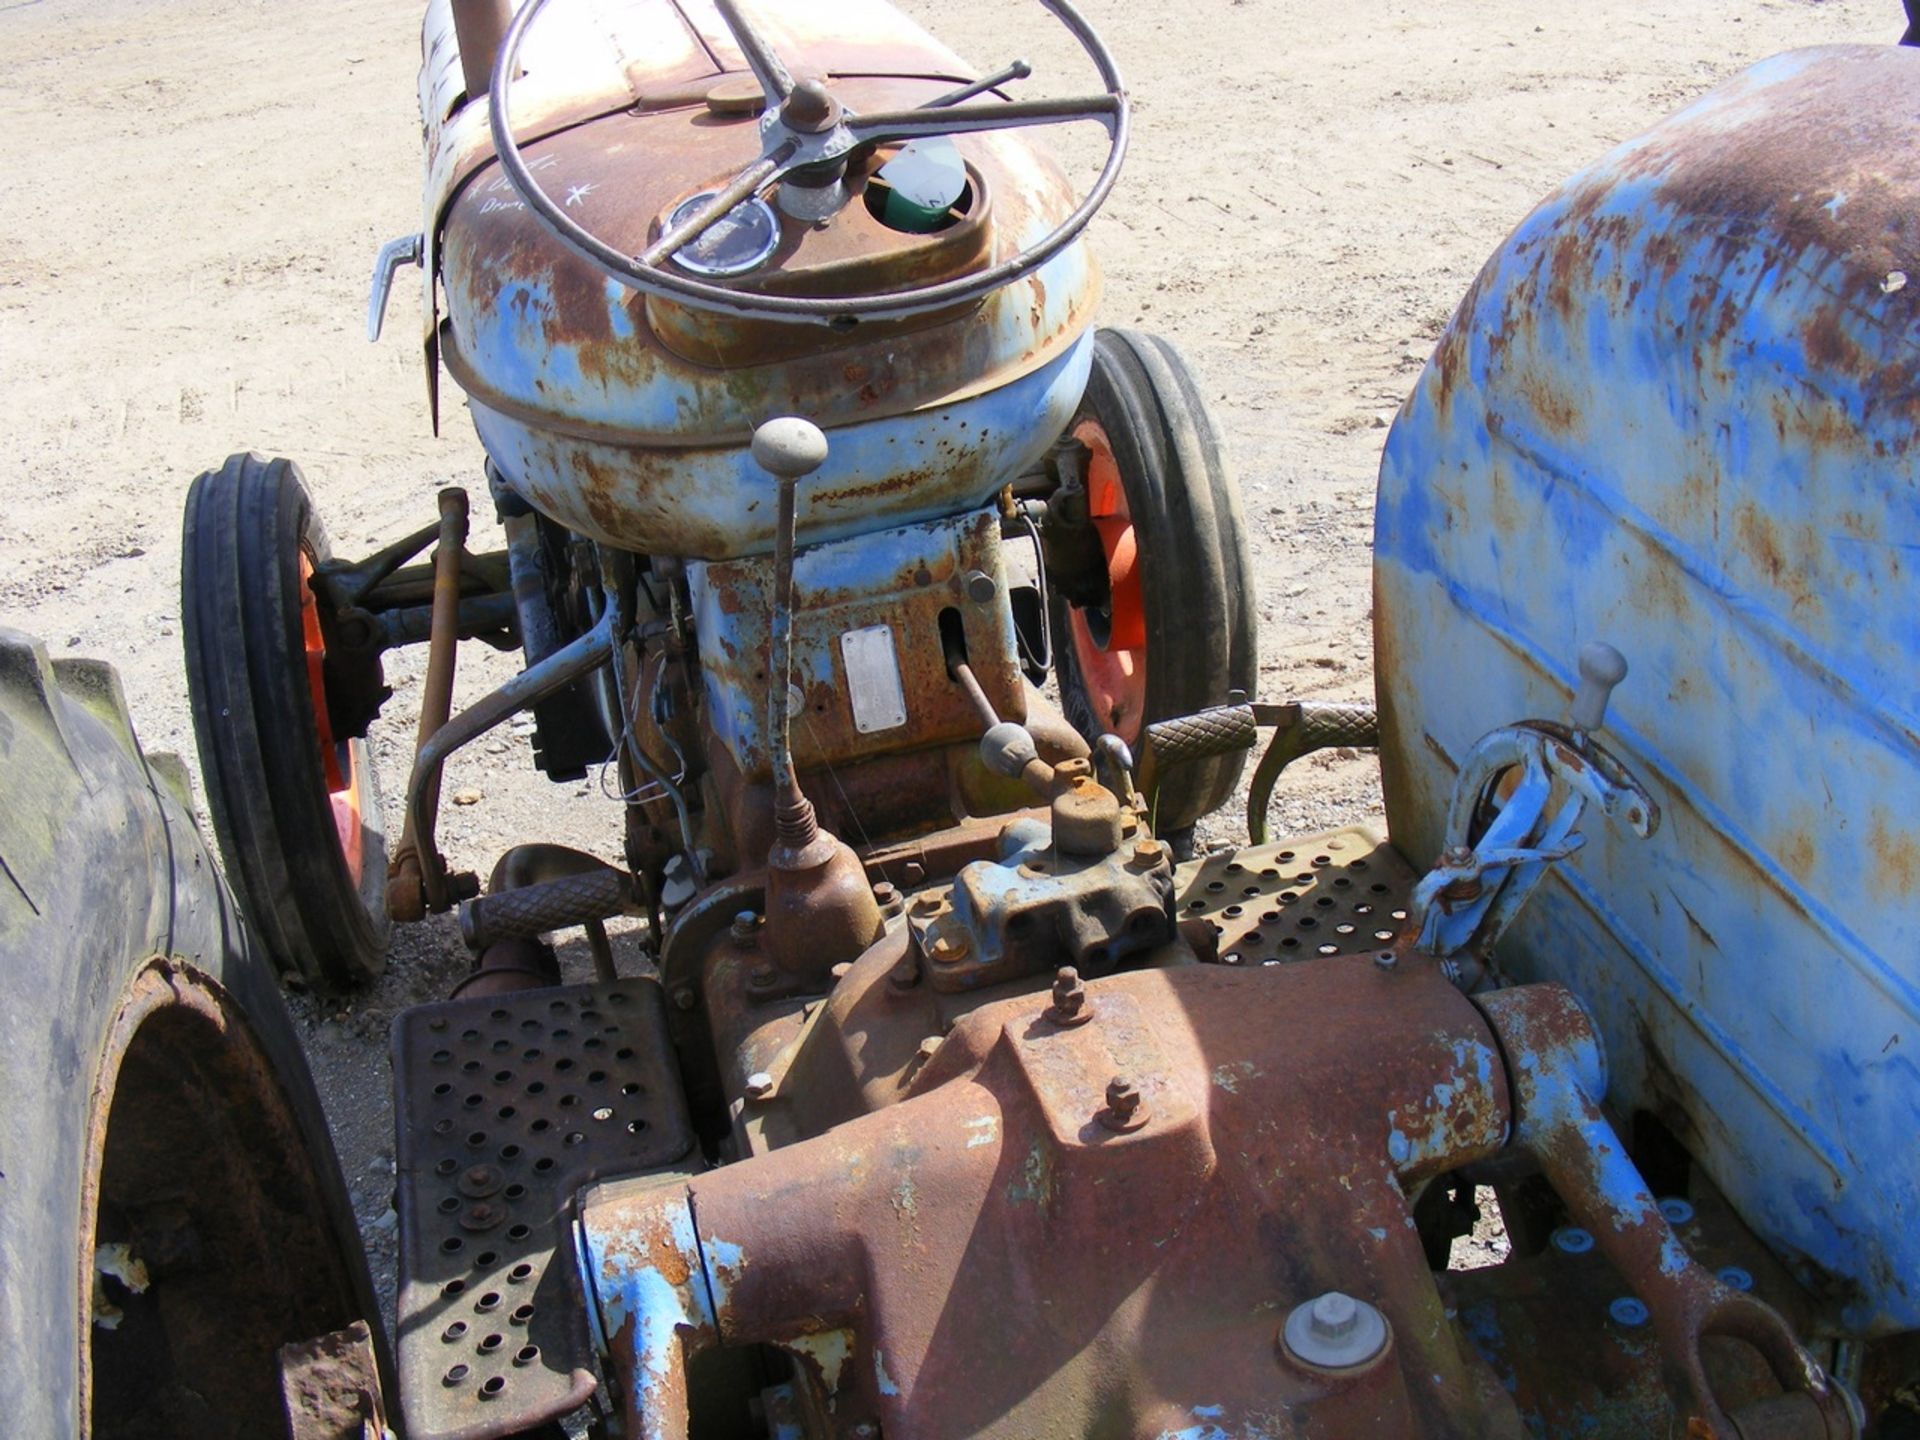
[1377,45,1920,1330]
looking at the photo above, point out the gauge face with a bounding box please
[666,192,781,277]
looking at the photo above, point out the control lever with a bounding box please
[1136,699,1379,842]
[1408,641,1658,971]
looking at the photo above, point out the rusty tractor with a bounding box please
[4,1,1917,1438]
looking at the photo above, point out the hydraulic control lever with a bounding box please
[1407,642,1659,972]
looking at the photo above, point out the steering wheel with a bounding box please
[488,0,1130,325]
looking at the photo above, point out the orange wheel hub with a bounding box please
[1066,418,1148,740]
[297,548,366,884]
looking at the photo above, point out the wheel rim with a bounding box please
[1066,418,1148,740]
[297,547,366,884]
[84,961,363,1435]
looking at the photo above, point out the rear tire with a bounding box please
[1050,328,1259,832]
[0,629,388,1438]
[182,453,389,992]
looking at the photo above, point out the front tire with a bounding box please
[1050,329,1259,833]
[182,452,389,992]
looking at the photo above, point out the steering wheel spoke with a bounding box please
[712,0,795,103]
[847,94,1123,145]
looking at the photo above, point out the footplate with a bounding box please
[392,980,696,1440]
[1174,826,1416,965]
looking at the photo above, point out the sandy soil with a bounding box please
[1,0,1896,1313]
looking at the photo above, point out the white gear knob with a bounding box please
[751,416,829,479]
[1571,641,1628,734]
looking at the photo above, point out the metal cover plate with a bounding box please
[392,981,695,1440]
[1174,826,1415,965]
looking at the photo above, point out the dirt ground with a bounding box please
[2,0,1897,1317]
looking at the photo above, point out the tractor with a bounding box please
[2,1,1915,1437]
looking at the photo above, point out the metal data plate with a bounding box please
[392,981,695,1440]
[841,623,908,733]
[1174,826,1416,965]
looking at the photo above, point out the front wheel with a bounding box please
[1049,328,1258,833]
[182,453,389,992]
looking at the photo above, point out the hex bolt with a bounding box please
[743,1072,775,1102]
[1130,838,1162,869]
[1280,1290,1390,1370]
[928,930,970,963]
[963,569,997,604]
[731,910,759,943]
[917,1036,943,1064]
[457,1164,502,1198]
[1099,1075,1145,1132]
[888,955,920,990]
[748,963,778,989]
[1046,965,1092,1026]
[672,987,697,1012]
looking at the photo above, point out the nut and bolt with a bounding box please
[1279,1290,1390,1370]
[748,963,778,990]
[1373,949,1398,971]
[1441,845,1476,869]
[916,1036,943,1064]
[743,1072,775,1102]
[1099,1075,1146,1132]
[457,1164,502,1198]
[928,930,970,963]
[731,910,759,943]
[1046,965,1092,1026]
[672,986,697,1012]
[888,956,920,990]
[1130,838,1162,868]
[873,880,903,916]
[460,1200,505,1232]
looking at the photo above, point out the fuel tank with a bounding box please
[1376,47,1920,1333]
[420,0,1099,560]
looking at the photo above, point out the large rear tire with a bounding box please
[1049,328,1259,833]
[0,629,389,1438]
[182,452,389,992]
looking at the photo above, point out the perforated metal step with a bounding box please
[392,980,695,1440]
[1175,826,1417,965]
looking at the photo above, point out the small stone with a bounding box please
[451,788,482,806]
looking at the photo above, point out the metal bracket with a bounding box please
[1408,644,1658,966]
[367,233,423,343]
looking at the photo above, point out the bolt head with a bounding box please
[1309,1292,1360,1339]
[748,964,778,988]
[672,986,697,1011]
[731,910,759,941]
[744,1072,775,1101]
[873,881,898,903]
[964,569,997,604]
[1441,845,1475,869]
[1373,949,1398,970]
[917,1036,942,1059]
